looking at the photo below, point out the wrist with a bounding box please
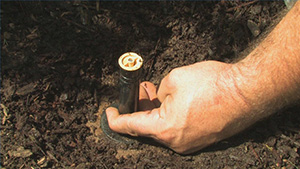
[230,49,299,121]
[206,62,261,141]
[229,1,300,119]
[230,61,277,116]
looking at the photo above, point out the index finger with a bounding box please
[105,107,161,137]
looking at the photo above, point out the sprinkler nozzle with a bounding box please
[119,52,143,71]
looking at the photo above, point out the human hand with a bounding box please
[106,2,300,154]
[106,61,253,154]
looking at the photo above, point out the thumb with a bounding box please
[105,107,161,137]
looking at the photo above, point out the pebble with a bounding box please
[266,137,277,147]
[208,47,214,56]
[247,20,261,37]
[59,93,68,102]
[28,127,41,139]
[76,90,91,102]
[250,5,262,15]
[9,23,15,29]
[229,154,240,161]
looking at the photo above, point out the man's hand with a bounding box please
[106,1,300,154]
[106,61,251,154]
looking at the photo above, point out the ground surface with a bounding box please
[1,1,300,168]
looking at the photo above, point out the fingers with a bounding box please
[106,80,174,139]
[106,107,160,137]
[139,82,161,110]
[140,82,157,100]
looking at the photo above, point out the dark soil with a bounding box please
[1,1,300,168]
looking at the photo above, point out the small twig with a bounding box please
[46,143,70,167]
[46,151,59,163]
[283,159,299,169]
[43,82,51,92]
[6,157,17,169]
[96,1,100,11]
[51,129,71,134]
[226,0,259,12]
[1,104,9,125]
[0,125,13,129]
[19,163,25,169]
[46,147,71,167]
[249,144,262,164]
[1,104,8,116]
[265,144,282,167]
[280,134,300,147]
[100,161,109,169]
[28,134,47,156]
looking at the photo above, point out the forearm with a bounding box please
[232,1,300,120]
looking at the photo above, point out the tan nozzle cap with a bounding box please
[119,52,143,71]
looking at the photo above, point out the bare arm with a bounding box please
[227,1,300,134]
[238,0,300,108]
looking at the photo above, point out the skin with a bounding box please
[106,2,300,154]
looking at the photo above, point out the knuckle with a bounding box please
[159,132,176,143]
[168,68,180,83]
[164,68,181,88]
[159,134,189,154]
[155,125,191,154]
[155,126,178,146]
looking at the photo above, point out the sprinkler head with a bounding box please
[119,52,143,71]
[101,52,143,143]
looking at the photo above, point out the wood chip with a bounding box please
[8,146,32,158]
[16,83,36,96]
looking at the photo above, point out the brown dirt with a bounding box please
[1,1,300,168]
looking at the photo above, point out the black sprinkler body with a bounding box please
[101,52,143,143]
